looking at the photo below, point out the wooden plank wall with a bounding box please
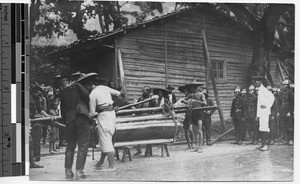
[117,8,254,123]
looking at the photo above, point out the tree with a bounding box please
[222,3,294,84]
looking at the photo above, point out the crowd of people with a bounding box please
[230,77,294,151]
[29,71,294,180]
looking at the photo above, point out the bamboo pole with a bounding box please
[202,29,226,132]
[118,96,157,110]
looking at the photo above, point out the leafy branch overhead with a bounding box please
[30,1,294,84]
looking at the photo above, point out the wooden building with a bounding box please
[51,4,283,122]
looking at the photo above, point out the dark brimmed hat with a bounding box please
[152,88,169,96]
[178,85,189,93]
[71,71,83,77]
[76,72,98,84]
[93,77,107,84]
[185,81,205,89]
[166,84,175,90]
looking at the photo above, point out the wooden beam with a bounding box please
[277,59,285,82]
[203,15,210,86]
[117,47,128,100]
[202,29,226,132]
[164,22,168,86]
[211,127,234,145]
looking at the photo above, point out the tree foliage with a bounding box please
[30,2,294,85]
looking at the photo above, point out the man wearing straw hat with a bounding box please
[59,75,92,179]
[176,85,194,149]
[79,73,123,172]
[182,81,207,153]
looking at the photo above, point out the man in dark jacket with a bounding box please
[230,87,246,145]
[60,76,92,179]
[267,85,278,145]
[278,79,294,145]
[245,85,258,145]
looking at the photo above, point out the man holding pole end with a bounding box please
[59,75,92,179]
[79,73,124,172]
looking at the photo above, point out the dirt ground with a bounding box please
[30,139,293,182]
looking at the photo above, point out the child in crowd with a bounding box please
[48,100,60,154]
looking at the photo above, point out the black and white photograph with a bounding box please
[28,0,295,181]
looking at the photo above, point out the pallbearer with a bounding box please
[81,73,124,171]
[176,85,194,149]
[182,82,207,153]
[166,84,177,104]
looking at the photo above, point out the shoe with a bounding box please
[237,141,243,145]
[99,167,116,172]
[197,149,203,153]
[288,140,293,146]
[75,170,86,179]
[65,169,74,179]
[252,141,258,145]
[94,161,103,168]
[133,151,142,155]
[30,163,44,168]
[49,151,54,154]
[259,145,269,151]
[59,142,67,147]
[256,145,263,150]
[246,141,254,145]
[269,140,275,145]
[34,156,40,162]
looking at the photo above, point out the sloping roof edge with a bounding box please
[50,3,252,57]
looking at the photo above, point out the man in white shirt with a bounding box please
[79,73,123,172]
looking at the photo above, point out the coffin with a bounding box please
[115,113,183,143]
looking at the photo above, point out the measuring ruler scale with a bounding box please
[0,3,28,177]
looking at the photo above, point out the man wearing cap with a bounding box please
[59,76,92,179]
[166,84,177,104]
[81,73,123,172]
[267,85,278,145]
[278,79,294,145]
[202,87,215,146]
[230,87,246,145]
[245,85,258,145]
[254,78,274,151]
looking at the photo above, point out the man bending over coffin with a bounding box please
[80,73,124,172]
